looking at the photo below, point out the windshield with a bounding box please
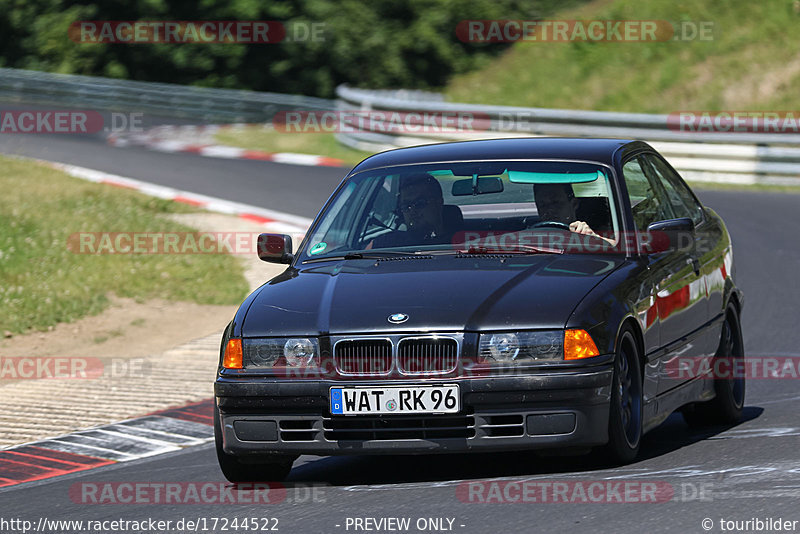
[298,160,620,262]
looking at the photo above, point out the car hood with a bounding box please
[241,255,623,336]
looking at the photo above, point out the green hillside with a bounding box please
[446,0,800,112]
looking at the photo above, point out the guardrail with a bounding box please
[336,85,800,186]
[3,67,798,185]
[0,67,334,124]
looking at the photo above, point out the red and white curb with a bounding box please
[0,400,214,488]
[30,158,313,237]
[0,157,312,487]
[108,124,345,167]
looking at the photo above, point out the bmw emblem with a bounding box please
[388,313,409,324]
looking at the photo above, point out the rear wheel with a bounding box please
[603,328,643,464]
[682,306,745,427]
[214,405,296,482]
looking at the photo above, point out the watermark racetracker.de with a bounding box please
[68,232,271,255]
[273,108,608,135]
[69,21,326,43]
[69,481,326,504]
[0,110,143,134]
[456,19,714,43]
[456,480,714,503]
[0,357,151,380]
[668,111,800,133]
[272,110,493,135]
[666,355,800,380]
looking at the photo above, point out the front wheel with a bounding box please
[682,305,745,427]
[603,328,643,464]
[214,405,296,482]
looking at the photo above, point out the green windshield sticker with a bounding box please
[309,242,327,255]
[507,170,603,184]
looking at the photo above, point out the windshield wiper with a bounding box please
[303,251,422,263]
[431,245,564,256]
[501,244,564,255]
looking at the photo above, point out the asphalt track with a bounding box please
[2,132,800,534]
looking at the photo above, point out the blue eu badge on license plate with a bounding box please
[330,388,343,414]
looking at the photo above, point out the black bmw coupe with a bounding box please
[214,138,745,481]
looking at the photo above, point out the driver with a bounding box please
[533,183,614,244]
[367,173,450,249]
[398,172,447,241]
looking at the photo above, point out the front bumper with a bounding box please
[215,365,613,456]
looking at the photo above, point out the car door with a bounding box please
[621,155,706,395]
[643,153,722,364]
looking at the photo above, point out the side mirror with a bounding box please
[644,218,695,254]
[257,233,293,264]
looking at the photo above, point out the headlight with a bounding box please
[485,333,520,361]
[284,338,317,366]
[478,331,563,363]
[243,337,319,368]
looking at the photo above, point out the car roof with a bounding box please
[349,137,651,175]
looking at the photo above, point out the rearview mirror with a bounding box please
[451,177,504,196]
[257,233,293,264]
[644,218,695,254]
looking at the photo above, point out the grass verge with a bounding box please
[0,156,250,335]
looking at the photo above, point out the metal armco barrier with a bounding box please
[0,67,334,124]
[3,67,798,186]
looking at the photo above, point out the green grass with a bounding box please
[445,0,800,113]
[214,126,374,167]
[0,156,250,335]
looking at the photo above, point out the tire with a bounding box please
[214,405,295,482]
[682,305,745,427]
[603,328,643,465]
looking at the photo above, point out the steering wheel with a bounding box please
[531,220,571,230]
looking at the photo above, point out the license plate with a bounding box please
[330,385,460,415]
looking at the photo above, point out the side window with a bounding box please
[368,176,399,228]
[622,157,672,232]
[643,154,704,225]
[359,176,400,241]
